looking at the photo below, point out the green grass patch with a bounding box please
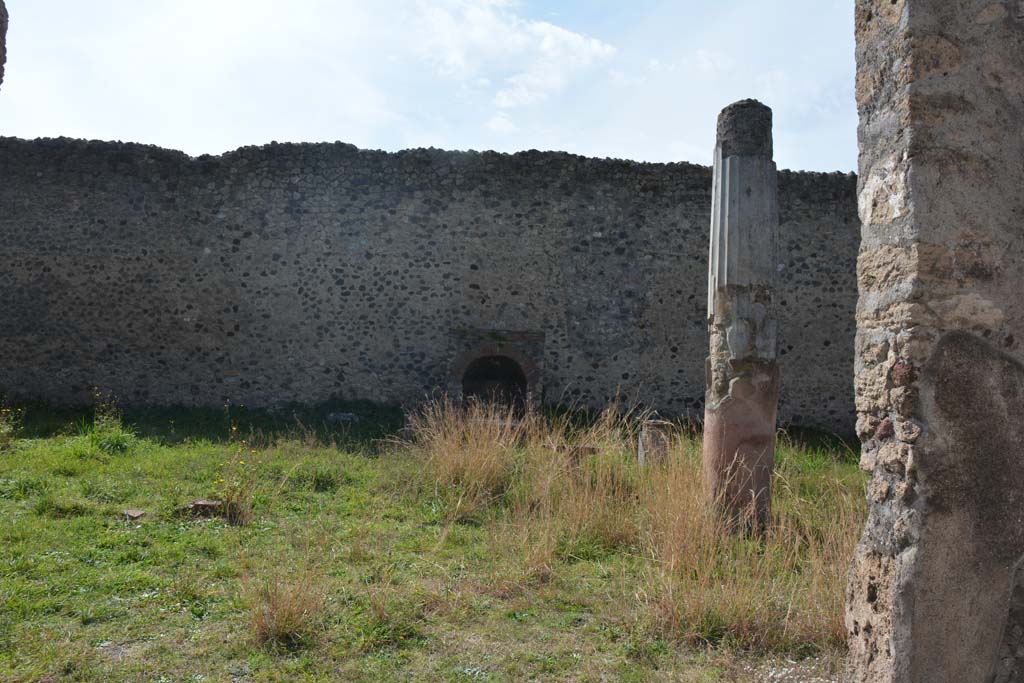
[0,400,860,682]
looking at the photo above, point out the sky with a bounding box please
[0,0,857,172]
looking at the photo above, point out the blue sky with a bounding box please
[0,1,856,171]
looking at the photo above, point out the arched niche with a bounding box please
[452,344,540,405]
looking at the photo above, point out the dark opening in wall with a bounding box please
[461,355,528,406]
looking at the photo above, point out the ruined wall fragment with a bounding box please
[1,0,8,89]
[847,0,1024,680]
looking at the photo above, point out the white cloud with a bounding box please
[645,49,732,76]
[406,1,616,111]
[485,111,519,134]
[0,0,856,171]
[687,49,734,76]
[494,21,616,108]
[412,0,532,78]
[582,0,856,171]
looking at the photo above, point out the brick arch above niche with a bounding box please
[450,329,544,403]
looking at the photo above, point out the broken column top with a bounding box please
[716,99,773,158]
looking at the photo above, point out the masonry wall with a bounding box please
[846,0,1024,680]
[0,137,858,433]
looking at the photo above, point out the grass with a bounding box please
[0,397,864,682]
[245,562,327,650]
[0,404,23,452]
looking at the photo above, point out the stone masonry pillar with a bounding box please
[1,1,8,90]
[847,1,1024,681]
[702,99,779,531]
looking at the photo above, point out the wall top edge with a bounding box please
[0,135,857,179]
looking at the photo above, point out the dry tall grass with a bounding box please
[405,399,527,522]
[245,563,327,649]
[405,399,864,655]
[639,448,861,652]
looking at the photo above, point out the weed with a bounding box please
[89,428,134,454]
[358,581,424,652]
[0,476,49,500]
[52,461,82,477]
[79,478,132,503]
[245,565,327,650]
[0,403,23,451]
[288,465,342,493]
[77,603,123,625]
[217,467,255,525]
[86,390,135,454]
[404,398,526,522]
[171,568,209,617]
[412,400,645,584]
[215,423,260,525]
[311,468,341,493]
[33,493,93,518]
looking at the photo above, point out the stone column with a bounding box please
[702,99,779,531]
[847,1,1024,681]
[1,1,8,90]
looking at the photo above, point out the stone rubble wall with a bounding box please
[847,0,1024,680]
[0,136,859,433]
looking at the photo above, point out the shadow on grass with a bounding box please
[16,398,404,452]
[12,395,856,460]
[777,425,859,463]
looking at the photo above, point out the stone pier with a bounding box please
[702,99,780,530]
[847,1,1024,681]
[1,0,8,89]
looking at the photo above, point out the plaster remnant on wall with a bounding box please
[858,154,908,226]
